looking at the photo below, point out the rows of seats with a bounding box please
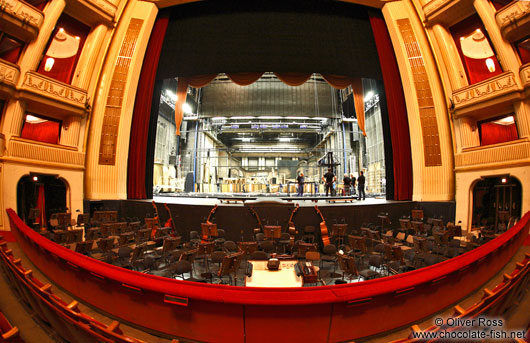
[0,235,182,343]
[385,252,530,343]
[0,308,22,343]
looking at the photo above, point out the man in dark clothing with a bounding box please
[350,173,356,196]
[357,171,366,200]
[322,168,336,196]
[296,172,305,196]
[343,173,351,196]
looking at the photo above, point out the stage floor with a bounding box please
[152,194,403,207]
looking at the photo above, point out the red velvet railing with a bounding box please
[6,208,530,343]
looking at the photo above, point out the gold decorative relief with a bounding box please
[452,72,519,107]
[21,72,88,109]
[398,18,442,167]
[0,60,19,85]
[98,18,143,165]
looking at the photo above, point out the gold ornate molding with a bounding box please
[455,139,530,169]
[0,0,44,41]
[452,72,521,116]
[66,0,117,25]
[520,63,530,89]
[0,60,20,95]
[496,0,530,42]
[7,137,85,167]
[18,71,88,116]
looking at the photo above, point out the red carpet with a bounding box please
[0,231,16,242]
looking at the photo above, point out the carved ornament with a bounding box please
[452,72,518,107]
[22,72,87,109]
[0,0,44,29]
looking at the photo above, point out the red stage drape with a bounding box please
[127,15,169,199]
[227,72,264,86]
[480,122,518,146]
[36,185,46,227]
[273,72,312,86]
[21,120,60,144]
[174,72,367,136]
[369,14,413,201]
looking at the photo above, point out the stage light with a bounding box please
[278,137,291,142]
[182,103,192,114]
[166,90,177,102]
[364,91,374,102]
[33,176,38,181]
[501,178,507,184]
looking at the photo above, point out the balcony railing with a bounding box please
[495,0,530,42]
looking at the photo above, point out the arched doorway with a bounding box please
[16,174,68,229]
[471,176,522,230]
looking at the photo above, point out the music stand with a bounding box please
[331,224,348,248]
[263,225,281,240]
[201,223,218,240]
[411,210,424,221]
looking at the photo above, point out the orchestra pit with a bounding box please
[0,0,530,343]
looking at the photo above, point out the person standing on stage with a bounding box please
[322,168,336,196]
[343,173,351,196]
[357,171,366,200]
[296,172,305,196]
[350,173,357,196]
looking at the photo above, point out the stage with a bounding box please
[85,195,456,243]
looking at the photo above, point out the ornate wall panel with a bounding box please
[98,18,143,165]
[398,18,442,166]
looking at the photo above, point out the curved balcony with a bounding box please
[6,208,530,343]
[422,0,474,26]
[0,0,44,42]
[66,0,117,26]
[452,71,521,118]
[496,0,530,42]
[18,71,89,117]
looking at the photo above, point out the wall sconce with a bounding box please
[44,57,55,72]
[485,58,495,73]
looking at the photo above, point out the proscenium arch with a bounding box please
[130,0,410,199]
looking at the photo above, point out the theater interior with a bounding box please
[0,0,529,342]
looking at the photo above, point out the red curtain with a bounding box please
[369,14,413,201]
[174,74,218,136]
[274,72,312,86]
[462,56,502,85]
[127,15,169,199]
[21,120,60,144]
[36,185,46,227]
[227,72,264,86]
[480,122,518,146]
[351,78,366,137]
